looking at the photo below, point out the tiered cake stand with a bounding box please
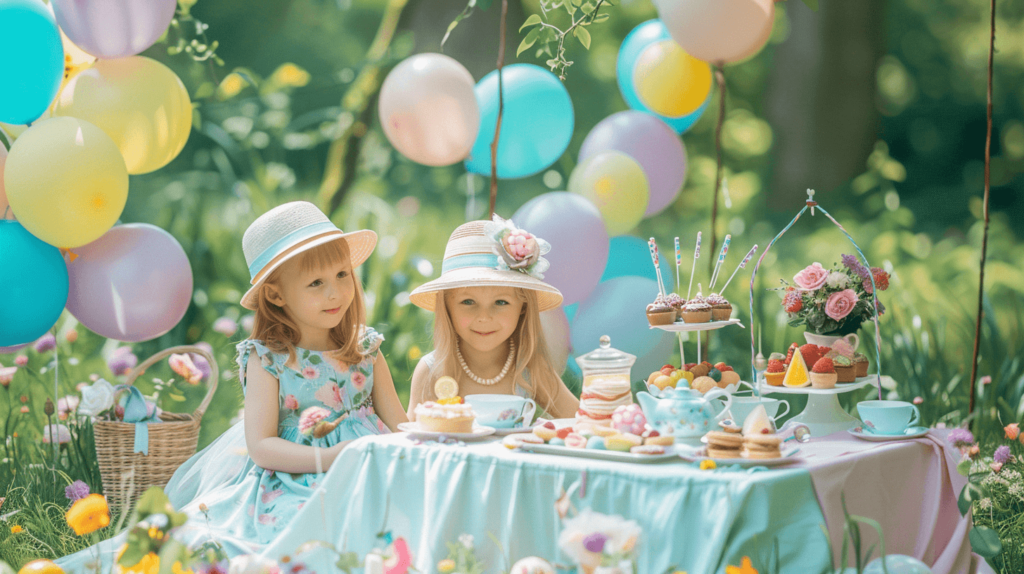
[755,376,881,436]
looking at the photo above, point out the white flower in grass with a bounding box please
[978,498,993,510]
[458,533,474,549]
[826,272,849,289]
[79,379,115,417]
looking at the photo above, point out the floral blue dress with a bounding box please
[56,329,390,571]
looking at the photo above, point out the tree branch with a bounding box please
[488,0,509,217]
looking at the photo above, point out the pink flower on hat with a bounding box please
[794,263,829,291]
[825,289,858,320]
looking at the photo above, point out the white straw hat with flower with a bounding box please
[240,201,377,310]
[410,215,563,312]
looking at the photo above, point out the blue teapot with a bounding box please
[636,384,733,445]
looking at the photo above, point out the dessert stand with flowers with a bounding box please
[748,190,884,437]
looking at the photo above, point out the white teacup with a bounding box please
[464,394,537,430]
[727,396,790,426]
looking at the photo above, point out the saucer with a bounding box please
[849,426,929,441]
[398,422,496,441]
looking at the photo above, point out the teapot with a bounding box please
[636,384,733,446]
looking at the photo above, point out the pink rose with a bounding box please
[302,366,319,380]
[298,406,330,435]
[352,372,367,391]
[825,289,858,320]
[314,383,343,410]
[283,394,299,410]
[794,262,829,291]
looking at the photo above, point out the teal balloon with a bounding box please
[601,236,674,285]
[570,276,664,372]
[0,0,64,124]
[465,64,574,179]
[0,221,68,346]
[617,20,709,134]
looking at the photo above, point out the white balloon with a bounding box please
[653,0,775,65]
[378,53,479,166]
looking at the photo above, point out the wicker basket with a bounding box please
[93,345,218,511]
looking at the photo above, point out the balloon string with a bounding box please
[488,0,509,217]
[708,65,726,278]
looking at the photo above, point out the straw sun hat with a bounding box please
[240,201,377,310]
[410,215,563,312]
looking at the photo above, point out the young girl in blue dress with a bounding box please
[58,201,407,570]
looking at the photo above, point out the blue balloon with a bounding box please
[0,221,69,346]
[0,0,64,124]
[570,276,664,373]
[617,20,710,134]
[601,236,674,285]
[465,64,574,179]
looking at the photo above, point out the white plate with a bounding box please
[849,426,929,441]
[680,446,802,467]
[491,423,539,436]
[756,376,881,395]
[518,442,692,464]
[650,318,744,333]
[398,422,496,441]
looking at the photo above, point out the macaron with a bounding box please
[586,436,607,450]
[564,433,588,449]
[548,438,565,447]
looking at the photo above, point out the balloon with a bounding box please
[378,53,479,167]
[0,344,29,354]
[0,144,10,220]
[51,0,178,59]
[631,328,677,384]
[466,64,574,179]
[634,40,713,118]
[617,20,711,134]
[513,192,609,306]
[0,221,69,347]
[652,0,775,65]
[66,224,193,342]
[579,111,688,217]
[601,236,673,285]
[0,0,64,125]
[570,276,664,377]
[568,151,649,236]
[54,57,192,174]
[540,307,571,375]
[4,117,128,248]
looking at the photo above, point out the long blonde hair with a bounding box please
[249,238,368,367]
[426,288,565,414]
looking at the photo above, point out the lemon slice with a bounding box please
[783,348,810,388]
[434,375,459,400]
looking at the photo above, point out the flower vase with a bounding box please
[804,332,859,351]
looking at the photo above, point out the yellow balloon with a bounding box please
[17,560,64,574]
[5,117,128,248]
[568,151,650,236]
[54,56,191,174]
[634,40,713,118]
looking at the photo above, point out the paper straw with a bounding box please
[648,238,666,296]
[674,237,681,294]
[709,234,731,289]
[686,232,701,300]
[719,244,758,293]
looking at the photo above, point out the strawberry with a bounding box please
[766,359,785,373]
[543,421,556,430]
[715,362,733,372]
[799,343,823,367]
[785,342,799,365]
[556,427,572,439]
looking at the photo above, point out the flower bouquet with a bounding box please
[778,255,890,338]
[558,509,641,574]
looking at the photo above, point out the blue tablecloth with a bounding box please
[260,433,833,573]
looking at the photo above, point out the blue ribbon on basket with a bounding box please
[117,386,162,455]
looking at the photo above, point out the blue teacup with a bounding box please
[857,400,920,435]
[464,394,537,430]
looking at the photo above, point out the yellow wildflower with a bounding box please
[272,63,310,88]
[171,562,194,574]
[120,552,160,574]
[700,459,717,471]
[408,345,422,361]
[725,556,758,574]
[437,559,456,573]
[66,493,110,535]
[217,73,247,99]
[10,524,23,534]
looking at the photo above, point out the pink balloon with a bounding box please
[66,224,193,342]
[578,111,687,217]
[51,0,177,59]
[653,0,775,65]
[513,192,609,306]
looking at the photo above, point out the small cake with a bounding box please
[705,431,743,459]
[564,433,587,448]
[576,375,633,426]
[782,348,810,388]
[741,434,782,460]
[415,401,476,433]
[680,299,712,323]
[605,433,643,452]
[854,353,870,377]
[666,293,686,321]
[834,355,856,383]
[631,444,665,455]
[706,292,732,321]
[642,429,675,446]
[764,359,786,387]
[533,421,558,441]
[810,357,837,389]
[646,294,676,326]
[719,369,741,388]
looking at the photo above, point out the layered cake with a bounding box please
[576,375,633,425]
[414,401,476,433]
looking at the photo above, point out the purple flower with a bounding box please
[994,445,1011,465]
[108,347,138,376]
[948,428,975,448]
[65,480,90,502]
[34,333,56,353]
[582,532,608,553]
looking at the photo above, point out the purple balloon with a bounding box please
[66,224,193,342]
[51,0,177,59]
[578,111,687,217]
[0,344,28,354]
[513,192,609,306]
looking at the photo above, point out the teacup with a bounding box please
[727,396,790,426]
[857,400,920,435]
[464,394,537,430]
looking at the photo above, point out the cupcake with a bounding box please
[809,357,837,389]
[706,292,732,321]
[414,401,476,433]
[666,293,686,321]
[764,359,785,387]
[853,353,869,377]
[646,294,676,326]
[834,355,856,383]
[681,299,712,323]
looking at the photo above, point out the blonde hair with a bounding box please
[426,287,565,414]
[249,238,368,367]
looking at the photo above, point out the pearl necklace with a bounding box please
[456,339,516,386]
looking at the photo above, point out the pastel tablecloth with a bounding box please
[259,429,984,573]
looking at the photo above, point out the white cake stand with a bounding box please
[651,318,745,364]
[755,376,882,437]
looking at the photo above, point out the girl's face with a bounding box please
[447,287,524,354]
[267,249,355,335]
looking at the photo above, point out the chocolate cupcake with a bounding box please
[834,355,856,383]
[706,292,732,321]
[853,353,869,378]
[646,295,676,326]
[681,299,712,323]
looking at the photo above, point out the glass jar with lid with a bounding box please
[574,335,636,389]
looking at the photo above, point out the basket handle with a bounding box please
[125,345,220,421]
